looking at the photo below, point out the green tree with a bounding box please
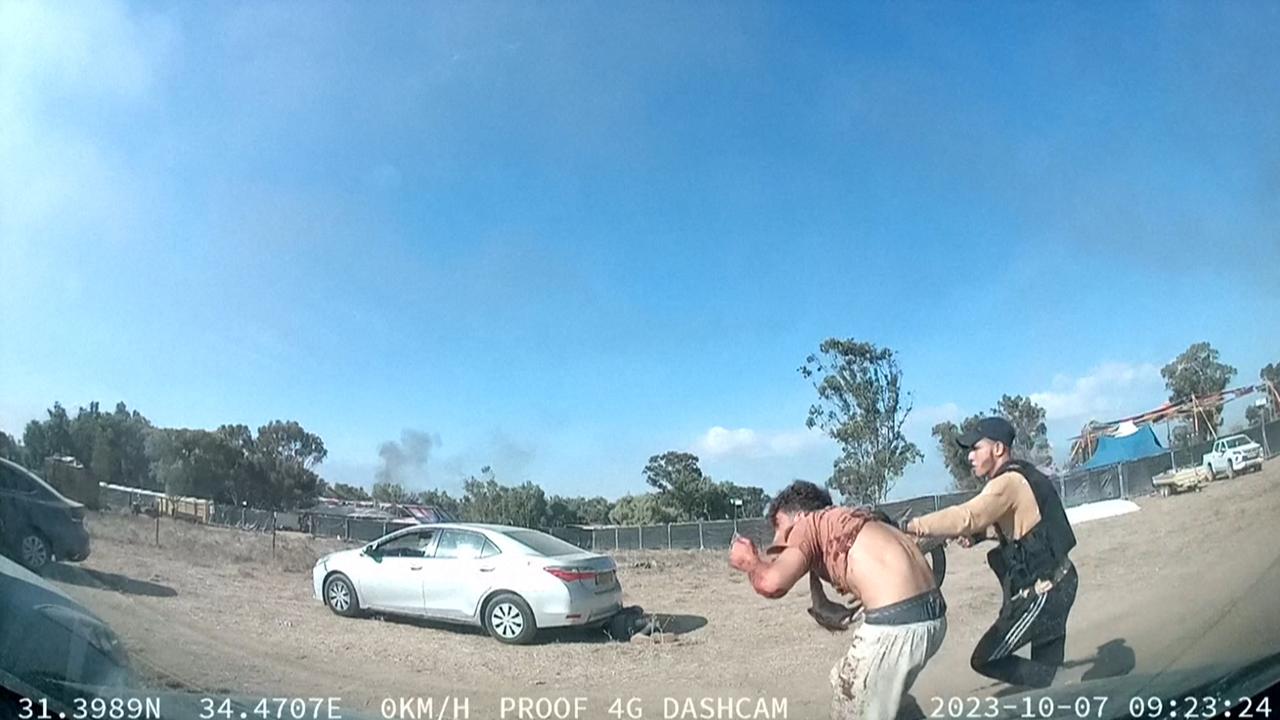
[371,481,412,504]
[932,415,983,491]
[413,488,461,518]
[642,451,719,520]
[716,481,769,518]
[799,338,922,505]
[23,402,75,467]
[609,493,676,526]
[0,431,20,462]
[1161,342,1237,443]
[992,395,1054,468]
[254,420,327,509]
[568,496,614,525]
[328,482,373,501]
[1246,404,1266,427]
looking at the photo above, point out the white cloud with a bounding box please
[692,426,830,460]
[1030,362,1165,424]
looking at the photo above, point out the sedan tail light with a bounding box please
[544,567,598,583]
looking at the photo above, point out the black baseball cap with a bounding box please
[957,417,1016,449]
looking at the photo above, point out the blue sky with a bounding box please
[2,1,1277,502]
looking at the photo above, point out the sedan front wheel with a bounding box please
[324,574,362,618]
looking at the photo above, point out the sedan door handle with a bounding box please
[409,565,423,571]
[479,566,496,572]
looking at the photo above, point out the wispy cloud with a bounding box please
[691,426,830,460]
[1030,362,1165,425]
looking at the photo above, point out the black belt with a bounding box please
[1011,558,1074,601]
[864,588,947,626]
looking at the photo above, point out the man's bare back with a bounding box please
[845,521,938,609]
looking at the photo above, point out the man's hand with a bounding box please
[729,536,759,572]
[955,535,975,548]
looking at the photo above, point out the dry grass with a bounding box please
[87,511,352,575]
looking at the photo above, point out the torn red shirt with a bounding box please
[767,507,874,595]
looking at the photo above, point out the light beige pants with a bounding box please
[830,617,947,720]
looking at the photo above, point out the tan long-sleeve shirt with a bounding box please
[908,467,1042,540]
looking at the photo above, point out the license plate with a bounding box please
[596,571,615,587]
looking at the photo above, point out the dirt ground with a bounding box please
[44,460,1280,719]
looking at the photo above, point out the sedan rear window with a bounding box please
[502,530,585,557]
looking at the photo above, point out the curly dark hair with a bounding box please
[767,480,833,527]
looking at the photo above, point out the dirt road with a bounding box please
[46,460,1280,719]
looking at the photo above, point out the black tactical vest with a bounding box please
[987,459,1076,597]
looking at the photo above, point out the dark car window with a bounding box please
[0,463,37,495]
[480,539,501,559]
[376,530,436,558]
[502,529,585,557]
[434,530,487,560]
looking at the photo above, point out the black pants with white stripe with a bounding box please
[971,566,1079,689]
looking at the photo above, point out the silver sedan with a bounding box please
[313,523,622,644]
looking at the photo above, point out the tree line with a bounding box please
[2,341,1271,520]
[0,403,769,525]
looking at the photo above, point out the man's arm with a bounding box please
[906,475,1017,537]
[729,538,810,599]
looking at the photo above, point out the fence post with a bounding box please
[271,513,277,559]
[698,521,704,550]
[241,506,246,527]
[382,521,388,538]
[615,526,620,550]
[345,517,351,540]
[667,523,672,549]
[934,494,942,512]
[154,513,160,547]
[1119,463,1128,499]
[638,525,644,550]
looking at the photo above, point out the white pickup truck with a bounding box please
[1202,434,1264,479]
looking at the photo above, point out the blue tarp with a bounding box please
[1083,425,1166,469]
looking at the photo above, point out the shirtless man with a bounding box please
[729,481,947,720]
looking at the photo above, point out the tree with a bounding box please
[328,482,372,501]
[457,468,548,527]
[1246,404,1266,427]
[716,481,770,518]
[992,395,1054,468]
[568,496,613,525]
[642,451,719,520]
[371,481,412,504]
[0,431,20,462]
[254,420,327,509]
[413,488,462,518]
[609,493,676,526]
[1162,342,1237,444]
[799,338,922,505]
[22,402,75,467]
[932,415,983,491]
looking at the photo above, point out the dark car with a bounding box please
[0,552,131,716]
[0,458,91,572]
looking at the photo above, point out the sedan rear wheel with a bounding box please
[484,592,537,645]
